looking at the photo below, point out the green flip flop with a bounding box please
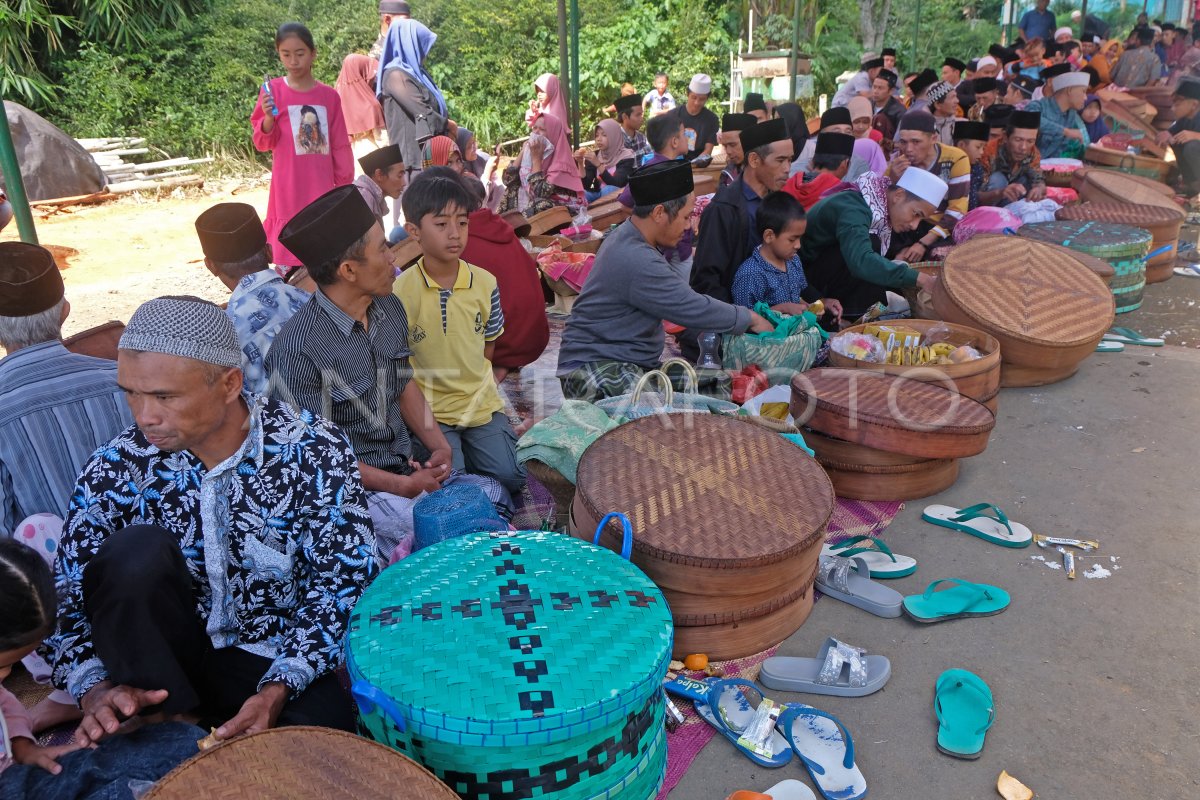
[821,535,917,579]
[1103,327,1164,347]
[934,669,995,759]
[903,578,1010,623]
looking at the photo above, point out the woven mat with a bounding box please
[656,646,780,799]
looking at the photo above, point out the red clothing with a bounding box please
[781,171,841,211]
[252,79,354,267]
[462,209,550,369]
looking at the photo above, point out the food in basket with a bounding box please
[831,332,887,362]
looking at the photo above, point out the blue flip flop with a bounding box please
[692,678,792,769]
[934,669,995,759]
[903,578,1011,623]
[776,703,867,800]
[922,503,1033,548]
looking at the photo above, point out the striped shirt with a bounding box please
[265,291,415,474]
[0,342,133,535]
[921,143,971,240]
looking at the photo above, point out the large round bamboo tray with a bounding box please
[1128,86,1177,124]
[142,727,459,800]
[671,573,818,661]
[571,414,833,658]
[1084,144,1171,181]
[390,237,423,270]
[563,236,603,254]
[790,369,996,460]
[526,205,573,235]
[589,202,630,231]
[1056,201,1184,283]
[63,320,124,361]
[827,320,1001,413]
[1074,167,1176,203]
[500,210,533,237]
[803,429,960,501]
[964,234,1115,285]
[931,236,1114,387]
[1018,221,1151,313]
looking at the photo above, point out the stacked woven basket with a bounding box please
[792,368,995,502]
[570,414,834,661]
[1018,220,1152,314]
[347,531,673,800]
[1055,202,1184,284]
[930,236,1115,387]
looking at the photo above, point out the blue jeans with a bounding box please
[584,184,620,203]
[0,722,203,800]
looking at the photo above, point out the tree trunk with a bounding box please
[858,0,892,53]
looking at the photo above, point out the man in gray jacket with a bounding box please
[557,160,773,401]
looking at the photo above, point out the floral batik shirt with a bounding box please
[44,395,376,701]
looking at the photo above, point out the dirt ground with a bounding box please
[2,181,271,338]
[4,183,1200,347]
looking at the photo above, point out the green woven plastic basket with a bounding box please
[1018,221,1151,314]
[346,526,673,800]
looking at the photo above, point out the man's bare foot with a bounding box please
[30,697,83,734]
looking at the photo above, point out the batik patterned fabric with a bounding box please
[226,271,311,395]
[44,395,375,701]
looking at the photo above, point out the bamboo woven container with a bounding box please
[790,368,996,460]
[965,234,1115,285]
[1084,145,1171,181]
[142,727,460,800]
[571,414,833,659]
[1075,166,1176,205]
[525,459,575,530]
[527,206,573,235]
[827,320,1001,413]
[589,202,630,231]
[347,531,671,800]
[63,321,124,361]
[803,430,961,501]
[1018,221,1152,313]
[563,237,603,254]
[931,236,1114,387]
[1056,201,1184,283]
[390,238,423,270]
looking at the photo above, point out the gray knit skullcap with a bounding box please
[119,296,241,368]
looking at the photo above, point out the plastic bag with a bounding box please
[953,206,1023,244]
[831,331,887,363]
[1004,198,1061,225]
[920,322,954,347]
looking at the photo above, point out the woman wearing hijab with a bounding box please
[456,128,486,178]
[1081,95,1110,141]
[1090,39,1124,86]
[423,135,463,172]
[335,53,387,172]
[378,18,449,176]
[530,73,570,128]
[800,168,944,319]
[846,137,889,181]
[500,113,584,215]
[579,119,636,202]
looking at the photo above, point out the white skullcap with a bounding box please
[1054,72,1091,90]
[1055,27,1073,39]
[1152,25,1162,33]
[896,167,948,208]
[689,74,712,95]
[976,56,998,69]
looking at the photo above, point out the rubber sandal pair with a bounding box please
[935,669,995,759]
[760,637,891,697]
[1095,340,1124,353]
[815,555,903,618]
[821,535,916,578]
[694,679,867,800]
[1103,327,1164,347]
[922,503,1032,548]
[903,578,1010,623]
[1174,263,1200,278]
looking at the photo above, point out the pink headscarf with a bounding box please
[853,138,888,177]
[335,54,385,136]
[534,73,570,127]
[594,119,635,173]
[536,114,584,195]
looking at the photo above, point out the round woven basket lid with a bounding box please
[792,368,996,436]
[575,414,834,568]
[1083,169,1179,209]
[941,236,1114,346]
[1018,220,1152,252]
[966,234,1114,280]
[1057,201,1184,225]
[347,531,672,742]
[143,727,459,800]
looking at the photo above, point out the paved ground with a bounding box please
[670,338,1200,798]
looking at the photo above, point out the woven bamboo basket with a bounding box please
[1055,201,1184,283]
[563,236,603,254]
[390,238,424,270]
[965,234,1115,285]
[570,414,833,658]
[1083,145,1171,181]
[827,320,1001,413]
[693,174,717,197]
[803,429,961,501]
[142,727,459,800]
[790,368,996,460]
[500,210,533,237]
[1128,86,1177,124]
[589,202,630,231]
[63,320,124,361]
[525,459,575,530]
[1074,168,1175,202]
[347,531,671,800]
[931,236,1114,387]
[527,206,574,235]
[1043,169,1077,188]
[1018,220,1152,313]
[528,234,569,250]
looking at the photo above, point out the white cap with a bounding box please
[976,56,998,69]
[689,74,712,95]
[1092,35,1102,44]
[1054,26,1073,39]
[896,167,948,208]
[1152,25,1162,33]
[1054,72,1091,90]
[1071,10,1082,20]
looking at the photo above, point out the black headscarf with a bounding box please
[773,102,809,160]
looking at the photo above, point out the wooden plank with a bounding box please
[30,190,115,208]
[107,175,204,194]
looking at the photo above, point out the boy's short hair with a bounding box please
[811,153,850,171]
[755,191,806,239]
[401,166,472,224]
[655,71,669,80]
[647,112,684,153]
